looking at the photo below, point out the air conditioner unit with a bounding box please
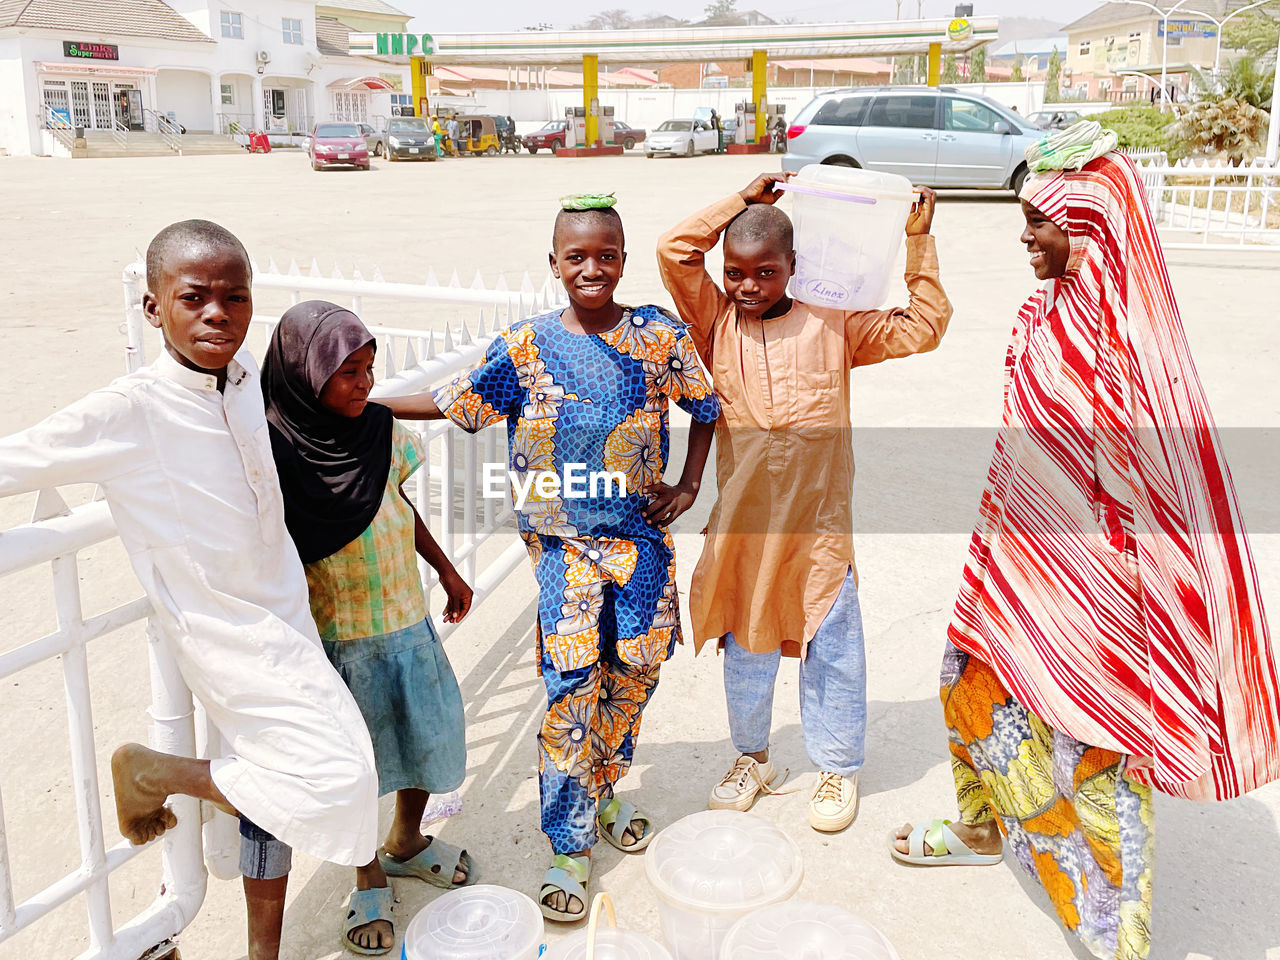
[256,50,271,64]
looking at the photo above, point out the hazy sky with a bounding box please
[397,0,1102,34]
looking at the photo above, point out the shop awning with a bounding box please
[35,61,157,77]
[327,75,395,90]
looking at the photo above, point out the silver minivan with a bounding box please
[781,87,1043,194]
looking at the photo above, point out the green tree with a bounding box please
[894,56,915,84]
[942,53,960,84]
[1196,55,1274,109]
[1222,8,1280,59]
[916,53,928,82]
[1173,97,1269,164]
[970,46,988,83]
[1011,59,1024,83]
[1045,47,1061,103]
[703,0,738,19]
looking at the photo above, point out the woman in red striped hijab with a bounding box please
[892,125,1280,960]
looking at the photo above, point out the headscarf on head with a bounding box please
[262,300,393,564]
[948,141,1280,802]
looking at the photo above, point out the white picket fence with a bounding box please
[0,262,565,959]
[1134,158,1280,250]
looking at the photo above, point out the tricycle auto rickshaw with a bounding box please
[456,115,500,156]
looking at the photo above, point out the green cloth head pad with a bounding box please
[560,193,617,211]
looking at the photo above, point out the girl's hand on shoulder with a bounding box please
[440,568,473,623]
[739,171,794,206]
[906,186,937,236]
[641,480,698,528]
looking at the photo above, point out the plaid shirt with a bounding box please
[305,422,428,643]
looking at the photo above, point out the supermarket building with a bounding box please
[0,0,417,156]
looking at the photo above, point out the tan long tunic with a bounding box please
[657,194,953,656]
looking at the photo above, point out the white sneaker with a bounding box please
[708,755,777,812]
[809,771,859,832]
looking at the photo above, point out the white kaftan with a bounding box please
[0,349,378,865]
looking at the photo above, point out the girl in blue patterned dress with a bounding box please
[383,196,721,921]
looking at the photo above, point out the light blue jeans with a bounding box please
[722,569,866,778]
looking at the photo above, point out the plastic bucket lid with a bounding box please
[784,163,917,205]
[643,810,804,916]
[719,901,900,960]
[401,884,543,960]
[543,927,675,960]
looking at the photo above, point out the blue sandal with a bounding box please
[539,853,590,922]
[378,838,476,889]
[341,886,394,956]
[597,797,654,853]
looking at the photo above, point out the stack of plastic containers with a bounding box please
[543,894,674,960]
[400,885,543,960]
[777,163,917,311]
[719,901,899,960]
[643,811,804,960]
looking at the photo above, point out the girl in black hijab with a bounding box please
[263,301,478,956]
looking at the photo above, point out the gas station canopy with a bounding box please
[349,18,998,65]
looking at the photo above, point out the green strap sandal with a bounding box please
[539,853,591,922]
[597,797,654,853]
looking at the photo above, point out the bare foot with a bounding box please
[349,861,394,953]
[111,743,178,845]
[383,833,468,885]
[893,819,1002,857]
[542,849,589,916]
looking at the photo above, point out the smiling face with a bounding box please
[317,341,376,418]
[143,244,253,374]
[549,213,627,313]
[723,236,795,319]
[1020,200,1071,281]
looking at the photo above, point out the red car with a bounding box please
[307,121,369,171]
[522,119,646,153]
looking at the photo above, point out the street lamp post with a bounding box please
[1207,0,1280,73]
[1116,0,1196,111]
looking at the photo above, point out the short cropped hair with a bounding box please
[552,207,625,251]
[725,204,794,254]
[146,219,251,290]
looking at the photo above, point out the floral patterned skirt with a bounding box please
[942,643,1154,960]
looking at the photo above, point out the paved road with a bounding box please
[1,150,1277,960]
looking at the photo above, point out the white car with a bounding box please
[645,118,718,158]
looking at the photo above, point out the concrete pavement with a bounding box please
[0,150,1277,960]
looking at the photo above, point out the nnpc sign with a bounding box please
[375,33,435,55]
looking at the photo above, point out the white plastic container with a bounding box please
[779,164,917,311]
[719,900,900,960]
[401,884,543,960]
[643,811,804,960]
[544,893,675,960]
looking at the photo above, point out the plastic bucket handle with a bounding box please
[585,893,617,960]
[777,181,879,205]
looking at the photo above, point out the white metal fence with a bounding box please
[0,262,564,959]
[1135,158,1280,250]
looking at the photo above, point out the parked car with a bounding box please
[522,118,648,153]
[645,118,719,158]
[308,121,370,171]
[781,86,1042,193]
[367,117,437,160]
[1025,109,1083,131]
[612,120,645,150]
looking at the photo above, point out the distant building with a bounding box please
[987,35,1068,80]
[0,0,418,156]
[1061,1,1243,102]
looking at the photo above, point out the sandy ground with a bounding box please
[1,149,1278,960]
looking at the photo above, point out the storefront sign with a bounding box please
[63,41,119,60]
[374,33,435,56]
[1157,20,1217,39]
[379,72,404,92]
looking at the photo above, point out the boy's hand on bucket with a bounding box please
[906,186,937,236]
[739,171,795,206]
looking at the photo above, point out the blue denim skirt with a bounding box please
[323,617,466,797]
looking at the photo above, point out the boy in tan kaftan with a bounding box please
[657,172,952,831]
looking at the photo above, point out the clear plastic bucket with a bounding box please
[643,811,803,960]
[779,164,916,311]
[543,894,675,960]
[401,884,543,960]
[719,900,900,959]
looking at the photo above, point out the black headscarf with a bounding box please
[262,300,393,564]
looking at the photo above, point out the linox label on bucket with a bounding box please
[801,278,851,304]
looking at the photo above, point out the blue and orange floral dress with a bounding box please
[433,304,720,853]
